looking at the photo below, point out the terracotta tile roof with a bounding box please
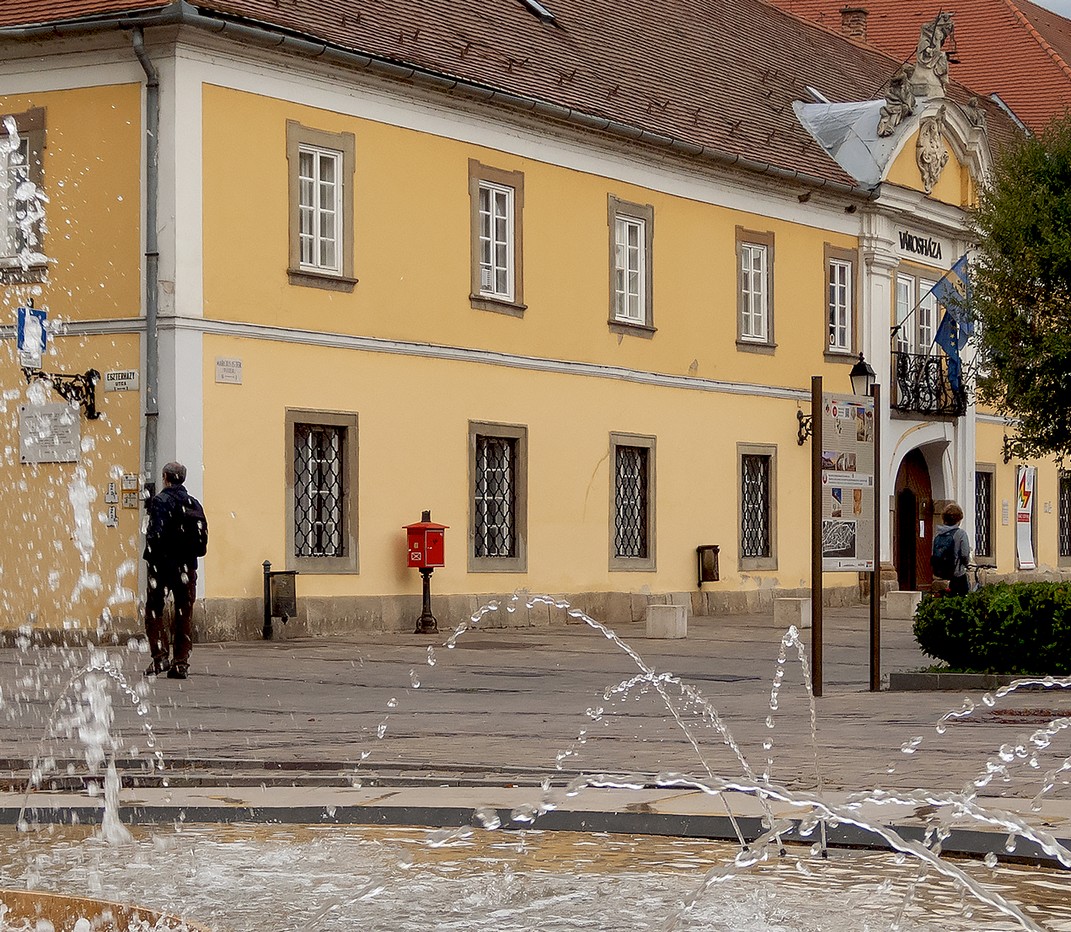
[768,0,1071,132]
[0,0,1021,189]
[0,0,167,28]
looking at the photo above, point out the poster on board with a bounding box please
[1016,465,1036,570]
[821,393,875,572]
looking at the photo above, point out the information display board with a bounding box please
[19,403,80,464]
[820,392,875,572]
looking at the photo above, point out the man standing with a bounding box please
[143,461,208,679]
[932,502,971,596]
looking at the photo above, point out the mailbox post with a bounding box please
[404,510,448,634]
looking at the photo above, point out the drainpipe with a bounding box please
[131,28,159,498]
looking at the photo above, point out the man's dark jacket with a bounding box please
[143,484,196,570]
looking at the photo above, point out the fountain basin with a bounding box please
[0,889,204,930]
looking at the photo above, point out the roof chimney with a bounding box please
[840,6,868,42]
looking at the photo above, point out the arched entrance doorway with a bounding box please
[894,449,934,591]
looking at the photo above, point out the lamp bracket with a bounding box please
[22,367,101,420]
[797,408,813,446]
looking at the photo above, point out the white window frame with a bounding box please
[740,243,769,342]
[895,274,915,354]
[827,257,852,353]
[613,215,646,324]
[477,181,515,301]
[1,136,29,259]
[297,144,343,275]
[0,107,45,279]
[918,278,937,355]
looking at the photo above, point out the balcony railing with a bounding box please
[892,351,967,418]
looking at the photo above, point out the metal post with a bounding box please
[870,383,882,692]
[262,560,273,640]
[415,568,438,634]
[811,375,824,698]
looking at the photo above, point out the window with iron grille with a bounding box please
[286,410,358,573]
[469,422,527,571]
[1060,472,1071,561]
[609,433,655,570]
[975,469,993,558]
[607,197,654,330]
[474,435,516,558]
[739,445,777,569]
[286,122,355,292]
[294,424,345,558]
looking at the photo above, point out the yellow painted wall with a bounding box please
[976,422,1067,572]
[0,333,144,630]
[0,84,142,321]
[886,127,967,206]
[201,333,827,601]
[201,86,858,394]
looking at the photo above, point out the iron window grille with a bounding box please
[975,471,993,558]
[474,435,516,558]
[741,454,771,558]
[294,423,345,558]
[614,445,649,558]
[1060,473,1071,559]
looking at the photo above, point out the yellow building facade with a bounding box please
[0,4,1067,640]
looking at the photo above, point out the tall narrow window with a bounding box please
[1060,471,1071,563]
[610,433,656,570]
[918,280,937,353]
[739,443,777,570]
[286,122,356,291]
[895,274,914,354]
[469,422,527,571]
[608,197,654,330]
[474,435,516,558]
[294,423,344,557]
[0,106,46,281]
[975,468,994,559]
[478,181,514,300]
[737,228,774,348]
[286,410,359,573]
[827,257,852,353]
[298,146,342,273]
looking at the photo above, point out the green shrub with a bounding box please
[912,581,1071,675]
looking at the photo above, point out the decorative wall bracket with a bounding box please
[797,408,813,445]
[22,367,101,419]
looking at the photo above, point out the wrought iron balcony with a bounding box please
[892,351,967,418]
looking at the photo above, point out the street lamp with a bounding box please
[849,352,876,396]
[797,354,877,444]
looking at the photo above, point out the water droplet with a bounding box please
[410,670,420,688]
[984,851,999,868]
[901,736,923,755]
[386,698,398,709]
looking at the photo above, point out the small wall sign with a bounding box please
[104,369,140,392]
[215,357,243,384]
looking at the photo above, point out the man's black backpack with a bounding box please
[931,528,957,580]
[177,495,209,559]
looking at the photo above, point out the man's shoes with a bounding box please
[144,660,169,677]
[166,664,189,680]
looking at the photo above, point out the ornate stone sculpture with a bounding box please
[877,63,916,137]
[916,106,949,193]
[965,96,988,130]
[910,12,954,98]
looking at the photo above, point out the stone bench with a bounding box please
[773,597,811,630]
[645,604,687,638]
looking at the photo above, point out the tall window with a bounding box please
[608,197,654,330]
[610,433,656,570]
[739,444,777,570]
[298,146,342,274]
[294,424,344,557]
[286,410,358,573]
[737,228,774,348]
[918,279,937,354]
[286,122,356,291]
[469,162,525,313]
[975,468,994,559]
[478,182,514,300]
[469,422,527,571]
[0,107,45,279]
[827,257,852,353]
[895,274,914,354]
[474,435,516,558]
[1060,471,1071,563]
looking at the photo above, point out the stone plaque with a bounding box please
[19,403,79,464]
[215,357,243,384]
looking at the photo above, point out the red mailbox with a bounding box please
[404,513,448,568]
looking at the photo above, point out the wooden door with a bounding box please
[894,449,934,591]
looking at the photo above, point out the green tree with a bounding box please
[970,114,1071,461]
